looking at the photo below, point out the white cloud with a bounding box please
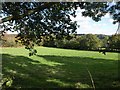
[70,8,91,22]
[109,18,114,23]
[104,13,110,18]
[76,18,117,35]
[71,8,118,35]
[6,31,18,34]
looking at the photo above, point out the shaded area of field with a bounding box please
[1,49,119,89]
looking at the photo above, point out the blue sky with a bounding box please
[70,8,118,35]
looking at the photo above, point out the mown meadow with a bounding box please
[0,47,119,89]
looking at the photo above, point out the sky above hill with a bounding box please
[70,8,118,35]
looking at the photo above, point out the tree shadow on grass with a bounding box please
[1,54,119,89]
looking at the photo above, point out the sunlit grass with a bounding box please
[1,47,119,89]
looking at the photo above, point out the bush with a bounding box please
[0,34,22,47]
[109,34,120,50]
[79,34,102,50]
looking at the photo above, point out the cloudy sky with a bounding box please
[5,10,118,35]
[70,8,118,35]
[1,1,118,35]
[2,9,118,35]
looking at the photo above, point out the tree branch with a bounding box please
[115,22,120,34]
[0,2,55,24]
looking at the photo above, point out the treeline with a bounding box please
[39,34,120,51]
[41,34,101,50]
[1,33,120,51]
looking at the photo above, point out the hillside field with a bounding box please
[0,47,119,89]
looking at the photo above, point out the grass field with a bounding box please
[0,47,120,89]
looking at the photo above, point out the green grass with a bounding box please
[0,47,120,89]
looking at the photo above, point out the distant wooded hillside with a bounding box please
[1,33,119,53]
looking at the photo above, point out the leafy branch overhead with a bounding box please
[0,2,120,55]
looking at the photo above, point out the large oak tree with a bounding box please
[0,2,119,55]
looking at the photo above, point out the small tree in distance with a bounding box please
[79,34,102,50]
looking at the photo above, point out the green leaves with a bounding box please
[109,34,120,50]
[1,77,13,88]
[1,2,120,55]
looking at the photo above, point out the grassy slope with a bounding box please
[1,47,119,89]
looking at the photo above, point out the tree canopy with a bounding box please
[0,2,120,55]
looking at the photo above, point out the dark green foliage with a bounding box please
[0,2,120,55]
[79,34,102,50]
[1,2,78,46]
[41,35,56,47]
[52,34,102,50]
[109,34,120,50]
[68,39,80,49]
[107,1,120,24]
[98,35,110,47]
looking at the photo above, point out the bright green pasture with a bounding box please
[1,47,119,89]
